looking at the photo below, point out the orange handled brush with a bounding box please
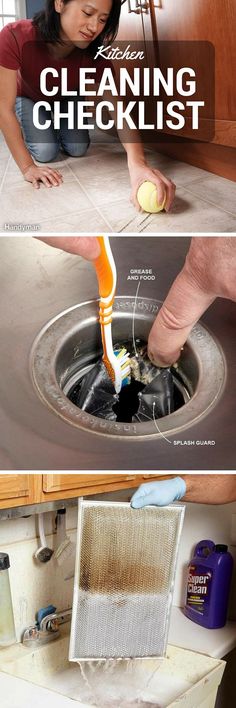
[94,236,131,393]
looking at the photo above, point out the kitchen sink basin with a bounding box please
[0,626,225,707]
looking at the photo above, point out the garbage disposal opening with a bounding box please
[30,297,226,438]
[65,339,190,425]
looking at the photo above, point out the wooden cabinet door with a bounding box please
[150,0,236,146]
[117,2,145,43]
[142,0,236,178]
[42,474,141,499]
[0,474,41,509]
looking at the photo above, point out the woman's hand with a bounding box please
[128,161,176,212]
[23,164,63,189]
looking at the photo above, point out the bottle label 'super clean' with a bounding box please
[186,564,213,615]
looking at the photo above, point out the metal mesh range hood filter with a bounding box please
[69,500,185,661]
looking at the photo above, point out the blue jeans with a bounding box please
[15,96,90,163]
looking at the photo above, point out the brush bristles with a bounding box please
[114,348,131,386]
[103,348,131,391]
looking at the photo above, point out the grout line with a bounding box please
[183,173,235,188]
[65,169,154,232]
[38,198,147,232]
[175,174,215,188]
[180,185,236,219]
[66,163,114,232]
[39,205,101,225]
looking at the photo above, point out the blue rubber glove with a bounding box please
[131,477,186,509]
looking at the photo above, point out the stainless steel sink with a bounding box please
[0,236,235,470]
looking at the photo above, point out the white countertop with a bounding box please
[1,609,236,708]
[169,606,236,659]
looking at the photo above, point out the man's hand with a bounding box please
[131,477,186,508]
[36,237,100,260]
[128,160,176,212]
[148,237,236,367]
[131,475,236,506]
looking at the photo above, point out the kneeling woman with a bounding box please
[0,0,175,208]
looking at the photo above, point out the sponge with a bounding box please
[137,180,166,214]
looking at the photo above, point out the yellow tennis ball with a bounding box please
[137,181,166,213]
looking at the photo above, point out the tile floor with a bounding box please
[0,131,235,234]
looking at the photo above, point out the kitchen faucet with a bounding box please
[22,607,72,646]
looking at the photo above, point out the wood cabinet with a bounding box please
[148,0,236,178]
[117,1,236,179]
[117,2,144,43]
[0,475,41,508]
[150,0,235,127]
[0,473,167,509]
[41,474,143,500]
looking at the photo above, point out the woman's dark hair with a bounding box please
[33,0,121,52]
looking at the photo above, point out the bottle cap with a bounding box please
[0,552,10,570]
[215,544,228,553]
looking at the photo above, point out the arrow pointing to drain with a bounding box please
[153,402,172,444]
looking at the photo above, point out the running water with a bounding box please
[78,660,100,705]
[77,658,162,707]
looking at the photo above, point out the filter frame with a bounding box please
[69,499,185,662]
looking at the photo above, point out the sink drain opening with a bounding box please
[30,297,226,439]
[68,370,145,423]
[111,379,145,422]
[65,339,190,425]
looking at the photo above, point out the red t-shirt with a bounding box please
[0,19,111,102]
